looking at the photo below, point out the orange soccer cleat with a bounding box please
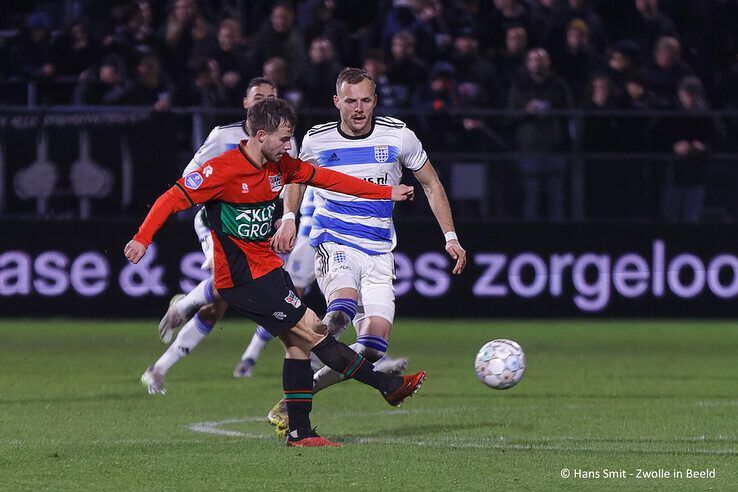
[384,370,427,407]
[287,435,342,448]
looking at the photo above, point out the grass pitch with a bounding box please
[1,319,736,490]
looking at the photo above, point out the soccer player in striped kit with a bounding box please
[266,68,467,436]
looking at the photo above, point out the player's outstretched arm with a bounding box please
[292,161,414,202]
[413,160,467,274]
[124,186,193,263]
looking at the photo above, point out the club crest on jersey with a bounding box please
[269,173,283,192]
[241,182,249,193]
[333,251,347,263]
[184,171,203,190]
[285,290,301,308]
[203,165,213,177]
[374,145,389,163]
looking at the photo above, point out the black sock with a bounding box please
[283,358,314,438]
[312,337,401,395]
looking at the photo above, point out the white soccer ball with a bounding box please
[474,339,526,389]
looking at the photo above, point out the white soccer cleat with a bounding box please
[158,293,186,345]
[141,366,166,395]
[374,356,409,376]
[233,358,255,378]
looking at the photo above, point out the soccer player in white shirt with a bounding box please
[266,67,467,433]
[142,77,301,393]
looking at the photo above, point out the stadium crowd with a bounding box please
[1,0,737,221]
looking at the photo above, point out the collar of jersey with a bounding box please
[238,140,263,170]
[337,117,376,140]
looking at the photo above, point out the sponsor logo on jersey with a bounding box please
[184,172,203,190]
[374,145,389,163]
[333,251,346,263]
[241,182,249,193]
[273,311,287,320]
[220,202,276,241]
[327,152,339,162]
[269,173,283,192]
[203,165,213,177]
[285,290,302,308]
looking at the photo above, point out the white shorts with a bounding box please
[194,208,213,271]
[284,235,316,290]
[314,242,395,324]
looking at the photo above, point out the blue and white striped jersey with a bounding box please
[182,121,297,177]
[300,116,427,255]
[298,187,316,238]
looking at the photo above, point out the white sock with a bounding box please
[153,313,213,375]
[177,278,216,319]
[240,326,273,362]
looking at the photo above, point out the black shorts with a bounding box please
[219,267,307,337]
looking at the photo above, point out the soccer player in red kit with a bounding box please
[124,98,425,447]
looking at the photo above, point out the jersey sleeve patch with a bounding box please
[184,171,204,190]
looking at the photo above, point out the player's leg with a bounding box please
[218,269,341,446]
[159,214,219,343]
[141,298,228,394]
[234,238,317,377]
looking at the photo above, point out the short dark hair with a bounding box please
[335,67,376,94]
[244,77,276,98]
[246,98,296,135]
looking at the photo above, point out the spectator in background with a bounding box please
[528,0,559,49]
[653,77,723,222]
[297,0,352,65]
[362,49,405,112]
[553,19,605,104]
[413,61,462,150]
[479,0,531,56]
[605,40,641,92]
[262,56,302,108]
[190,17,251,106]
[381,0,446,61]
[302,37,342,108]
[549,0,607,53]
[625,70,655,110]
[627,0,677,54]
[175,58,228,108]
[647,36,695,108]
[582,74,627,150]
[386,31,429,107]
[508,47,573,221]
[42,21,101,102]
[158,0,210,81]
[450,29,502,108]
[124,53,172,110]
[494,23,529,95]
[249,1,307,81]
[73,54,132,104]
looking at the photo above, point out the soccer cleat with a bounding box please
[267,399,288,438]
[158,294,186,345]
[140,366,166,395]
[384,370,426,407]
[374,356,409,376]
[286,429,341,448]
[287,435,342,448]
[233,358,256,378]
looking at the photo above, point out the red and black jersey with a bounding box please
[133,141,392,288]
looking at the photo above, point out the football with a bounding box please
[474,339,526,389]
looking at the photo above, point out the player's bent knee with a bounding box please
[323,310,350,336]
[198,299,228,324]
